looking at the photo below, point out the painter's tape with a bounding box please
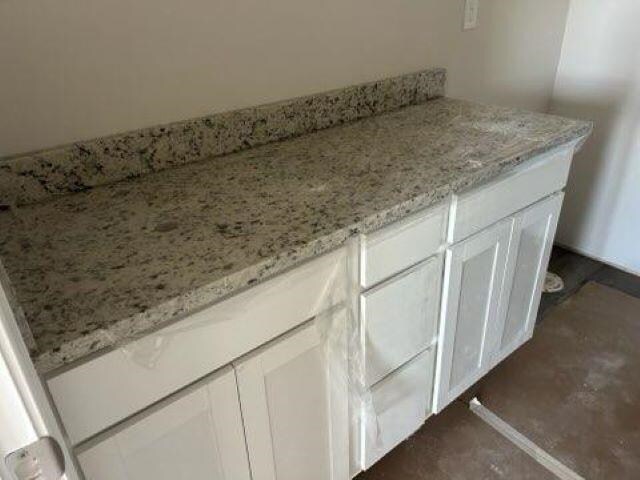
[469,398,585,480]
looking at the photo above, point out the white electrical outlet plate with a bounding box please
[463,0,479,30]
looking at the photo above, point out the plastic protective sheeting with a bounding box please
[111,237,386,474]
[67,237,382,480]
[47,240,385,464]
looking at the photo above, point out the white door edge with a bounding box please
[0,269,79,480]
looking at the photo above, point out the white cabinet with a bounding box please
[48,249,348,446]
[62,149,574,479]
[77,367,251,480]
[489,193,563,368]
[434,194,564,413]
[434,218,513,413]
[234,318,348,480]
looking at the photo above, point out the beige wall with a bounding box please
[0,0,569,157]
[551,0,640,274]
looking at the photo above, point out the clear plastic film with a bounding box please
[108,242,356,371]
[79,236,390,472]
[312,236,383,474]
[51,237,388,466]
[114,240,359,372]
[341,236,440,472]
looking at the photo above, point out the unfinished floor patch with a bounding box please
[358,281,639,479]
[356,401,556,480]
[477,282,640,479]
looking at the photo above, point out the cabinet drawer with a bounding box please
[362,348,435,469]
[450,145,573,243]
[361,256,442,387]
[361,203,447,288]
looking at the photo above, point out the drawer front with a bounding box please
[450,145,573,243]
[361,256,442,387]
[362,348,435,469]
[361,203,447,288]
[48,248,347,445]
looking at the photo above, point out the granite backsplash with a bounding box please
[0,68,445,207]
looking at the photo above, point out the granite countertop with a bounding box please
[0,97,591,374]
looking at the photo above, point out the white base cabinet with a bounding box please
[434,193,564,413]
[235,318,349,480]
[77,367,251,480]
[56,146,576,480]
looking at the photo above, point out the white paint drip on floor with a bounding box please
[469,398,585,480]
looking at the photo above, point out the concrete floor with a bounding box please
[357,247,640,479]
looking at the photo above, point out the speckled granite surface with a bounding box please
[0,69,445,208]
[0,97,591,374]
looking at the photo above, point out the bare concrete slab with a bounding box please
[478,282,640,479]
[356,401,556,480]
[358,281,640,479]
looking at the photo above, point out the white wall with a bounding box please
[551,0,640,274]
[0,0,569,157]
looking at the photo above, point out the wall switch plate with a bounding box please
[463,0,480,30]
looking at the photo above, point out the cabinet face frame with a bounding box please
[234,318,349,480]
[489,193,564,368]
[433,218,514,413]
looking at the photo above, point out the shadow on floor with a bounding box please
[539,246,640,320]
[357,247,640,480]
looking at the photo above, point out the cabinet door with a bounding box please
[235,317,348,480]
[489,193,564,367]
[434,218,513,413]
[77,366,251,480]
